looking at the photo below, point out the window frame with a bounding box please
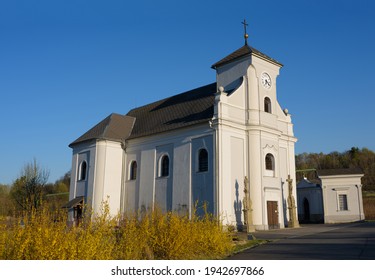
[264,153,275,177]
[338,193,349,211]
[129,160,138,181]
[159,154,170,177]
[265,153,274,171]
[264,97,272,113]
[197,148,209,173]
[78,160,87,181]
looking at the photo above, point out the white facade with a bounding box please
[212,50,297,230]
[123,125,214,217]
[68,43,297,230]
[320,173,365,223]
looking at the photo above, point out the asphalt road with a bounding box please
[228,222,375,260]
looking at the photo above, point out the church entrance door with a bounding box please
[267,201,279,229]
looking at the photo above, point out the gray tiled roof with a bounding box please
[69,113,135,147]
[211,44,282,69]
[126,83,217,139]
[317,167,364,177]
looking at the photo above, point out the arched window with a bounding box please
[265,153,274,171]
[198,149,208,172]
[160,155,169,177]
[79,161,87,181]
[129,161,137,180]
[264,97,272,113]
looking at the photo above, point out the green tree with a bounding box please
[296,147,375,191]
[10,159,50,213]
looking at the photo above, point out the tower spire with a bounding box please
[241,19,249,45]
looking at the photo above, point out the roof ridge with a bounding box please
[317,167,364,176]
[101,113,113,139]
[126,82,216,114]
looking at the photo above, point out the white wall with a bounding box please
[99,141,123,216]
[321,175,365,223]
[192,135,214,216]
[124,124,215,217]
[70,140,124,217]
[297,183,324,223]
[154,144,173,212]
[69,141,97,220]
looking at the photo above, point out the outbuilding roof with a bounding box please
[317,168,364,177]
[297,178,320,189]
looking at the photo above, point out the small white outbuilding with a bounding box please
[297,168,365,224]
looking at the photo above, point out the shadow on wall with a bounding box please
[234,180,244,231]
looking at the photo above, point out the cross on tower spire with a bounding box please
[241,19,249,45]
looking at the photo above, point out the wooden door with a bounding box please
[267,201,279,229]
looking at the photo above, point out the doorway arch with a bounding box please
[303,198,310,222]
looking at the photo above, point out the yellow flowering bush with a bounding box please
[0,203,232,260]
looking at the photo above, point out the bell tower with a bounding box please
[211,21,297,230]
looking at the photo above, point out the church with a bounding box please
[66,25,298,231]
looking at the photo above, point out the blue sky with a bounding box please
[1,0,374,185]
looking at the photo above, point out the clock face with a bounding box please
[261,72,272,89]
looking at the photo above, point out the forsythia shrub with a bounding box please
[0,203,233,260]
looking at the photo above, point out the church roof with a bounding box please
[126,83,217,139]
[211,44,283,69]
[69,113,135,147]
[69,83,217,147]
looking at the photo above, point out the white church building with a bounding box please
[67,33,298,231]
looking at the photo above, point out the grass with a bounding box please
[230,234,268,255]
